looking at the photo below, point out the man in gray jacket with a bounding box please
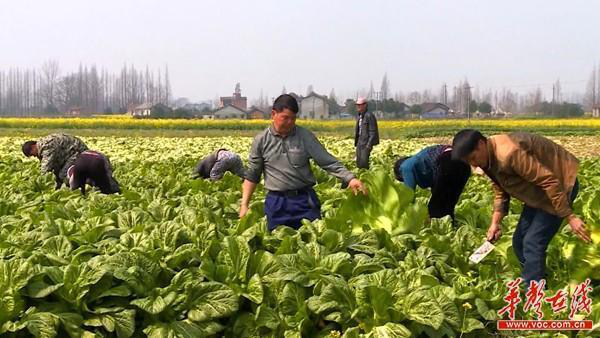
[240,94,367,231]
[354,97,379,169]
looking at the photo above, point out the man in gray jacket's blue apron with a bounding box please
[240,94,367,231]
[354,97,379,169]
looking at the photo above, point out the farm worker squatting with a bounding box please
[239,94,368,231]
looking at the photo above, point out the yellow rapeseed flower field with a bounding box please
[2,116,600,136]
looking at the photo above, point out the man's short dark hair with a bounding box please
[22,141,37,156]
[451,129,486,161]
[393,156,411,181]
[272,94,299,114]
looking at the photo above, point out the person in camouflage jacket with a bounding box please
[22,133,89,189]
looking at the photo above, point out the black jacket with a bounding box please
[354,111,380,148]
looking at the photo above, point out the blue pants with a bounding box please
[264,188,321,231]
[513,179,579,285]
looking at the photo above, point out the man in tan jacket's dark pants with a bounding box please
[451,130,591,286]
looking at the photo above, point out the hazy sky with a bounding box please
[2,0,599,102]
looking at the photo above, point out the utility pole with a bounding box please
[453,86,457,113]
[374,91,381,114]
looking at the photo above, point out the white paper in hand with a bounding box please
[469,241,495,264]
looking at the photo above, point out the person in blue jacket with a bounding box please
[394,145,471,220]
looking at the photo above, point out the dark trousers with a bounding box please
[264,187,321,231]
[428,151,471,219]
[356,146,372,169]
[513,179,579,285]
[70,152,120,195]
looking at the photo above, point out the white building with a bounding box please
[299,92,329,119]
[214,104,247,119]
[129,103,153,117]
[420,103,450,119]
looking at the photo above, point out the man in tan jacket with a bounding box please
[451,129,591,285]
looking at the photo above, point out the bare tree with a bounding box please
[394,91,405,103]
[380,73,389,101]
[328,88,335,102]
[585,65,598,110]
[525,87,543,112]
[89,65,100,112]
[499,88,517,114]
[439,83,448,105]
[480,89,493,105]
[597,66,600,107]
[462,79,472,114]
[406,91,422,105]
[41,60,60,108]
[157,68,162,105]
[554,79,562,104]
[262,92,270,110]
[213,94,221,109]
[306,84,314,96]
[421,89,433,103]
[0,71,4,113]
[258,89,264,108]
[164,65,171,105]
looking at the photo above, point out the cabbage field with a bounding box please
[0,135,598,337]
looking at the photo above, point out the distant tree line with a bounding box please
[343,73,595,116]
[3,61,597,118]
[0,61,172,116]
[524,101,584,117]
